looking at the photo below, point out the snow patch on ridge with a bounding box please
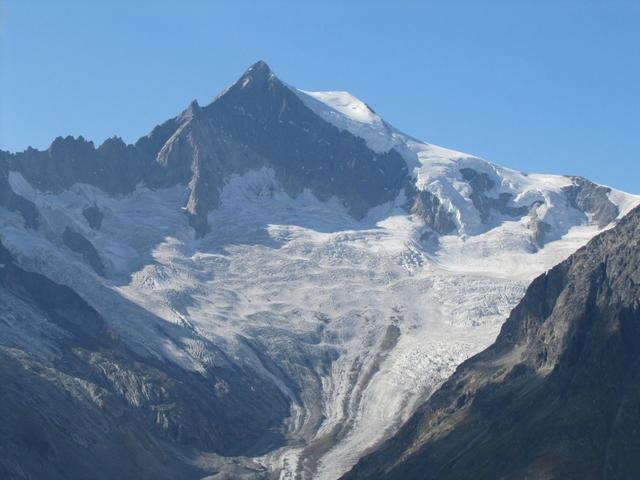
[300,91,383,127]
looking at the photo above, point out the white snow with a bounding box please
[609,187,640,219]
[295,87,589,239]
[299,91,383,127]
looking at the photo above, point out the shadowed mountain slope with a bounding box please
[0,240,289,480]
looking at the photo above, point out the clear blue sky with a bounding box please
[1,0,638,193]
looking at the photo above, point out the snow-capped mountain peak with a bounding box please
[1,61,638,479]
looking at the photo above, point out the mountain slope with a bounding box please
[0,61,638,479]
[0,238,290,479]
[342,204,640,480]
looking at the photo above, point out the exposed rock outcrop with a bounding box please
[526,202,552,248]
[170,61,411,235]
[82,205,104,230]
[62,227,106,276]
[563,175,619,227]
[460,167,528,222]
[411,189,457,235]
[3,135,156,196]
[0,158,39,228]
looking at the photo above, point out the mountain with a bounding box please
[2,61,410,237]
[0,61,638,479]
[342,204,640,480]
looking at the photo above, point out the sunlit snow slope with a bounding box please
[1,62,638,479]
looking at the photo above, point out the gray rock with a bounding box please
[0,158,39,228]
[6,193,39,229]
[62,227,106,276]
[527,202,552,248]
[410,189,457,235]
[460,167,529,222]
[82,205,104,230]
[563,175,619,227]
[3,135,157,196]
[168,60,412,236]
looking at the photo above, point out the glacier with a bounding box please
[0,61,638,479]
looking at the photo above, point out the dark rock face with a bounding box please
[527,201,552,248]
[5,192,39,229]
[460,168,528,222]
[3,135,157,196]
[564,176,619,227]
[0,159,39,228]
[157,61,411,235]
[4,62,412,238]
[0,241,108,345]
[343,205,640,480]
[411,189,457,235]
[206,62,410,216]
[0,240,290,479]
[62,227,106,276]
[82,205,104,230]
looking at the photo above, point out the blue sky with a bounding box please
[1,0,638,192]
